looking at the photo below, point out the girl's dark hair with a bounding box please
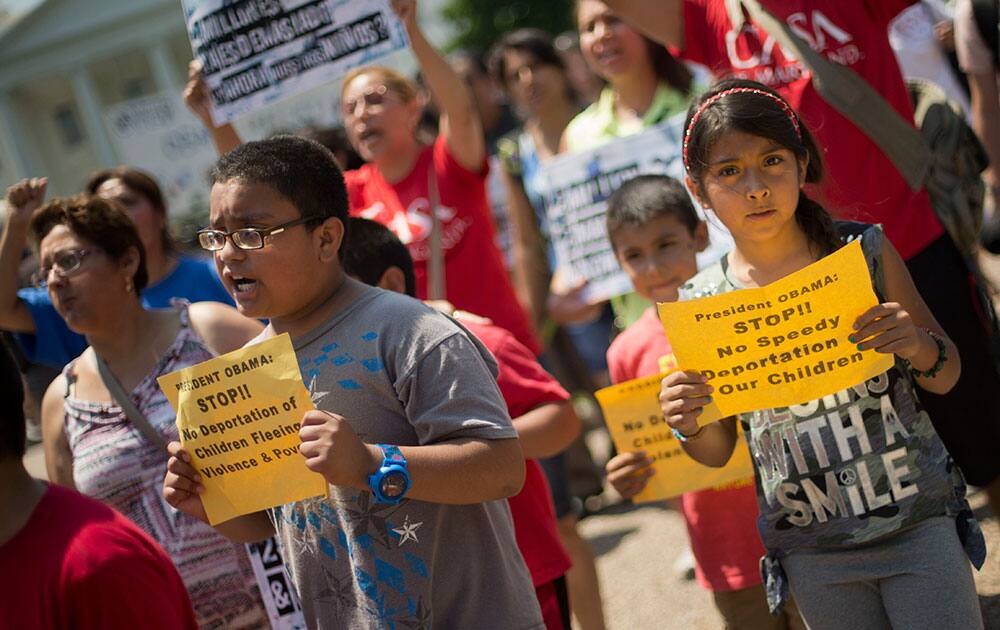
[85,166,175,255]
[29,194,149,293]
[683,78,839,255]
[573,0,691,96]
[606,175,700,247]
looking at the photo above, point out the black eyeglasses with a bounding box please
[32,249,93,287]
[197,216,314,251]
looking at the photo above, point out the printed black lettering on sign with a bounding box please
[207,12,392,105]
[268,572,297,616]
[251,538,283,571]
[193,0,334,73]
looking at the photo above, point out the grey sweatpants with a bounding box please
[781,516,983,630]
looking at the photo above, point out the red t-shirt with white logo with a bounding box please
[608,307,764,592]
[679,0,942,260]
[346,137,541,355]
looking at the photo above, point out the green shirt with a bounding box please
[564,83,691,152]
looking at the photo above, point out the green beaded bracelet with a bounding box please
[907,328,947,378]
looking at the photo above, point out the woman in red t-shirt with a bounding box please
[338,0,540,355]
[185,0,539,355]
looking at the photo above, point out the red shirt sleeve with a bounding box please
[678,0,714,65]
[432,134,489,188]
[470,321,568,418]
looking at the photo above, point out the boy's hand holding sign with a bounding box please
[158,333,327,525]
[597,372,754,503]
[658,240,894,418]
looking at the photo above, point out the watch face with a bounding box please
[380,472,408,498]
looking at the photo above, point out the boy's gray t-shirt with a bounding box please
[268,283,543,629]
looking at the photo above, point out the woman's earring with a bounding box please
[125,278,134,294]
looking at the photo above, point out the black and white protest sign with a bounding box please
[541,113,733,304]
[182,0,408,124]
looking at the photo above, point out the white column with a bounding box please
[148,41,181,94]
[71,68,117,168]
[0,91,40,179]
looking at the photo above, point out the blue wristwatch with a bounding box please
[367,444,411,504]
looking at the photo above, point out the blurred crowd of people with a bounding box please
[2,1,1000,628]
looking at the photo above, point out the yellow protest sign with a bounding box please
[657,240,893,417]
[596,372,754,503]
[158,333,327,525]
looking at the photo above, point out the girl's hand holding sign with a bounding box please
[658,370,713,435]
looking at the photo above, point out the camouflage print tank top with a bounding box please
[679,222,984,609]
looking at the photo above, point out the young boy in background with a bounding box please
[601,175,802,629]
[343,217,580,630]
[162,136,543,629]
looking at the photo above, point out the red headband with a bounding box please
[682,87,802,172]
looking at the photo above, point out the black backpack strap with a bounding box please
[971,0,1000,68]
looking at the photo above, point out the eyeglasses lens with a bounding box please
[232,230,263,249]
[33,250,85,286]
[198,231,224,251]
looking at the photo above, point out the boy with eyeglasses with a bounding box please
[163,135,543,629]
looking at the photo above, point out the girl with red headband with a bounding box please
[660,79,984,629]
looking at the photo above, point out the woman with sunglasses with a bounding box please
[4,181,270,628]
[0,168,233,372]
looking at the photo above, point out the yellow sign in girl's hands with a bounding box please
[657,240,894,417]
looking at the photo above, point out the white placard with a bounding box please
[182,0,410,125]
[541,114,733,303]
[104,94,219,220]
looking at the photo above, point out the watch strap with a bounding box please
[378,444,406,465]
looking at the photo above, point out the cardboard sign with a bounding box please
[596,372,754,503]
[158,334,327,525]
[658,240,894,417]
[540,116,734,304]
[182,0,409,124]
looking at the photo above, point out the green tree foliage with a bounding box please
[440,0,574,53]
